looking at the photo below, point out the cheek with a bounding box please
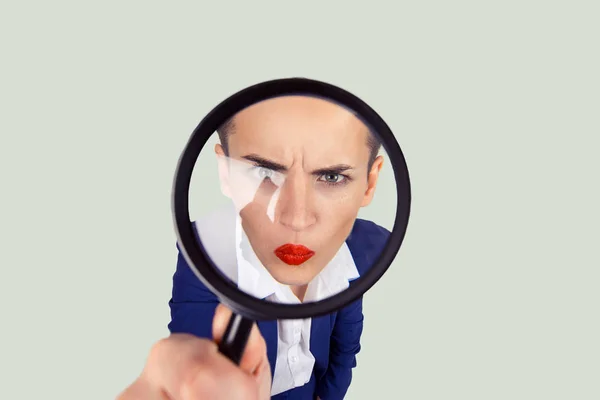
[240,209,274,254]
[316,184,366,212]
[315,186,365,236]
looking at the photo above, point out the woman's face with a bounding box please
[216,96,383,287]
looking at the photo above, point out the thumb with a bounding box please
[212,304,272,399]
[212,304,270,376]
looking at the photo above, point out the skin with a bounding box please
[216,96,384,301]
[117,304,271,400]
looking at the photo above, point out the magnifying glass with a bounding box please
[171,78,411,376]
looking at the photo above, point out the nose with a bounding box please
[277,173,317,232]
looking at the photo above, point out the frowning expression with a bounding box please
[216,95,383,287]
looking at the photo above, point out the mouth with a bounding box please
[274,243,315,266]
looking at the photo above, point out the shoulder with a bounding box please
[348,218,391,248]
[346,219,391,276]
[188,206,238,282]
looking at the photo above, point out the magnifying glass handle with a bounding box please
[218,312,254,365]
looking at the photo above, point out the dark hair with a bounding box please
[216,117,382,170]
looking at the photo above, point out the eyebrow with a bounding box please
[242,154,287,172]
[312,164,354,176]
[241,154,354,175]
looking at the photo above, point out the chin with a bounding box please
[268,263,316,287]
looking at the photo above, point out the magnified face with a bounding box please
[214,96,384,299]
[177,81,410,385]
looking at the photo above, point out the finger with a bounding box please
[143,334,257,400]
[117,378,171,400]
[213,306,272,400]
[117,376,172,400]
[212,304,269,376]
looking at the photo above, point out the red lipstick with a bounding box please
[274,244,315,266]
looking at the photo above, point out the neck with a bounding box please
[290,284,309,302]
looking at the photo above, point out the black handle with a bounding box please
[217,312,254,365]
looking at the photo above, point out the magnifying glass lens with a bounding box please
[190,95,397,305]
[172,80,411,369]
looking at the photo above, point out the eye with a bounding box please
[318,173,346,184]
[257,167,273,179]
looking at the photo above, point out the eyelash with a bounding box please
[250,166,274,179]
[317,173,351,187]
[249,166,351,187]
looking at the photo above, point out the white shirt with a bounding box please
[195,205,360,396]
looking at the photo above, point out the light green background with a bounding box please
[1,1,599,399]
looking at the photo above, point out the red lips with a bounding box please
[274,243,315,266]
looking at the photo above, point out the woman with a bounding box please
[169,95,390,400]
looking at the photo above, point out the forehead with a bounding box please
[226,96,371,165]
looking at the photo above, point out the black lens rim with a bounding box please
[172,77,411,320]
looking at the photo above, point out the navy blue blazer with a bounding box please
[168,218,390,400]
